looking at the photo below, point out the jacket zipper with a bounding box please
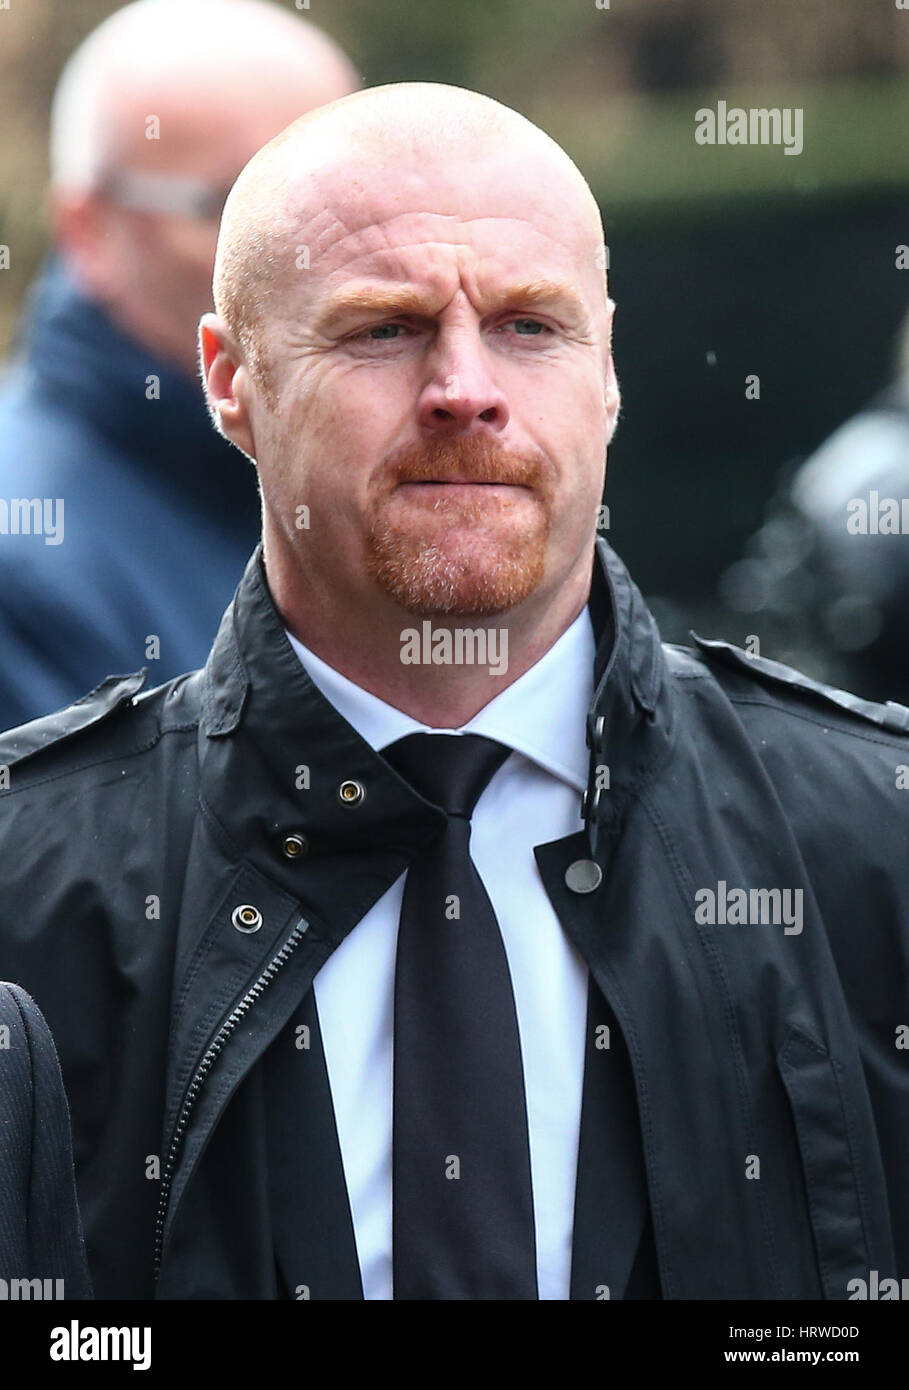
[153,916,310,1278]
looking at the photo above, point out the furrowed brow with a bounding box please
[484,280,585,318]
[314,287,431,334]
[314,278,585,334]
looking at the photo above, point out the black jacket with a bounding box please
[0,255,260,729]
[0,539,907,1299]
[0,983,93,1297]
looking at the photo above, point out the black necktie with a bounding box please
[383,732,539,1300]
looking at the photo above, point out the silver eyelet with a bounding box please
[337,779,366,807]
[231,903,263,932]
[281,833,308,859]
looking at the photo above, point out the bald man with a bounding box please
[1,83,908,1302]
[0,0,358,729]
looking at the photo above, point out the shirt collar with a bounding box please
[196,541,674,893]
[284,609,594,795]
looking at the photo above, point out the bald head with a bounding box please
[49,0,358,376]
[213,83,607,402]
[51,0,359,192]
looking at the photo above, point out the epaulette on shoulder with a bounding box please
[0,669,147,771]
[689,634,909,735]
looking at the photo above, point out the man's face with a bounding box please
[94,91,324,376]
[225,146,617,620]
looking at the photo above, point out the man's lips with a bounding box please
[396,478,528,487]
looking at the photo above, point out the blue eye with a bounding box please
[367,323,402,339]
[511,319,545,335]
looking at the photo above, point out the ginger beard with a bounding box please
[363,435,556,617]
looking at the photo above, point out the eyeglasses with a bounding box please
[96,168,234,221]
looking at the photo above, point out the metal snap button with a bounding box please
[281,833,308,859]
[565,860,603,894]
[337,779,366,806]
[231,903,263,932]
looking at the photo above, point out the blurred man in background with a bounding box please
[0,0,359,729]
[720,308,909,703]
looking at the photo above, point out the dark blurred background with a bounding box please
[2,0,907,654]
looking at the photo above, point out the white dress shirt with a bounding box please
[285,608,595,1299]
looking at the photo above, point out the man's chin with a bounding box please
[365,535,547,618]
[398,588,536,619]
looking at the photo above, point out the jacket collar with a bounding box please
[584,535,671,857]
[285,603,593,795]
[198,537,674,887]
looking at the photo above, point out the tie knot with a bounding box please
[383,732,511,819]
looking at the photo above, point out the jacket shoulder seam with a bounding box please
[691,635,909,734]
[725,692,909,749]
[669,669,711,682]
[0,722,197,799]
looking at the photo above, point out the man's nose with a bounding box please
[416,332,510,435]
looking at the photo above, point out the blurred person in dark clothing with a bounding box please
[0,982,93,1299]
[0,0,358,730]
[719,309,909,703]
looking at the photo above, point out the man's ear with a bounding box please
[604,297,621,443]
[199,313,257,460]
[49,188,120,300]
